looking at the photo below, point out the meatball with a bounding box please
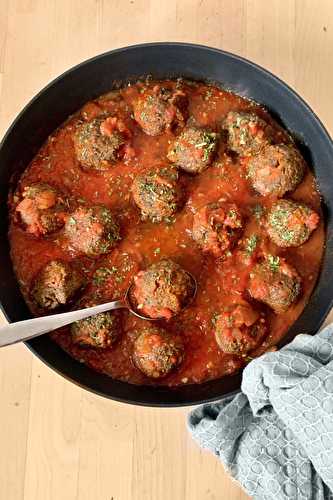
[192,202,243,257]
[223,111,273,156]
[214,302,267,355]
[248,255,301,313]
[15,183,67,237]
[267,199,320,247]
[167,126,218,173]
[132,259,195,320]
[131,167,182,221]
[74,115,130,170]
[64,205,120,256]
[247,144,305,197]
[71,309,121,348]
[132,326,184,378]
[133,86,187,136]
[31,260,83,311]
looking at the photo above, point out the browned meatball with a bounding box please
[132,259,195,320]
[74,115,131,170]
[214,302,267,355]
[31,260,83,311]
[248,255,301,313]
[131,167,182,222]
[133,86,187,136]
[15,183,67,237]
[223,111,274,156]
[63,205,120,256]
[266,199,320,247]
[132,326,184,378]
[71,307,121,348]
[247,144,305,197]
[167,126,218,173]
[192,202,243,257]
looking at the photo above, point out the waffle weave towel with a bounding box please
[188,325,333,499]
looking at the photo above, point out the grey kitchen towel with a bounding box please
[188,324,333,499]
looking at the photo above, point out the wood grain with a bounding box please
[0,1,332,499]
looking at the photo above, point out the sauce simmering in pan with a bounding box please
[8,79,324,386]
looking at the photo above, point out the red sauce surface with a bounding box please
[8,80,324,386]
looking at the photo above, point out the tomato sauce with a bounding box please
[8,80,324,386]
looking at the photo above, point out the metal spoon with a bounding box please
[0,272,197,348]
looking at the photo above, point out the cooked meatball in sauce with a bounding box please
[74,115,132,170]
[15,183,68,236]
[247,144,305,197]
[71,308,121,349]
[131,167,182,222]
[62,205,120,257]
[132,259,195,320]
[248,256,301,314]
[8,78,324,387]
[214,302,267,355]
[167,126,218,173]
[133,85,187,136]
[266,199,319,247]
[132,326,184,378]
[223,111,274,156]
[31,260,83,312]
[192,202,243,257]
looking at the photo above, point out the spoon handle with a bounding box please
[0,300,126,347]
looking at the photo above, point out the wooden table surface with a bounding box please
[0,1,332,499]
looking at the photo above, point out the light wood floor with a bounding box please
[0,1,332,499]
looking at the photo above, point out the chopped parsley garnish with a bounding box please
[93,266,118,285]
[252,204,264,221]
[195,132,217,161]
[245,234,259,255]
[211,311,219,326]
[267,255,280,272]
[154,247,161,255]
[269,208,295,242]
[67,216,76,225]
[228,209,237,219]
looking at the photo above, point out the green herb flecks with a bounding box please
[93,266,118,286]
[269,208,295,243]
[245,234,259,256]
[211,311,219,327]
[195,131,218,161]
[267,254,280,273]
[67,216,77,225]
[252,204,264,221]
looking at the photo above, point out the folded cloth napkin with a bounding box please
[188,324,333,500]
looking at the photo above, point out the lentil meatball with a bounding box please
[247,144,305,197]
[131,167,182,221]
[192,202,243,257]
[74,115,130,170]
[267,199,320,247]
[167,126,218,173]
[132,326,184,378]
[132,259,195,320]
[133,86,188,136]
[248,255,301,313]
[15,183,67,237]
[71,309,121,348]
[223,111,274,156]
[214,302,267,355]
[31,260,83,311]
[64,205,120,256]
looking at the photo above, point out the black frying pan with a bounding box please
[1,43,333,406]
